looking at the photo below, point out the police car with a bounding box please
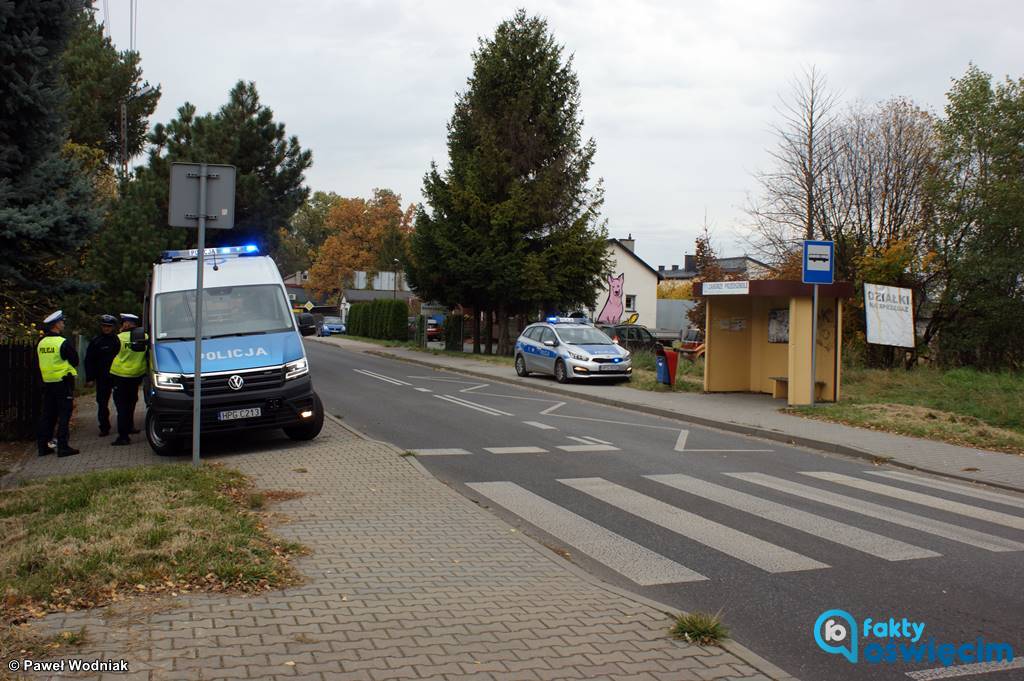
[514,317,631,383]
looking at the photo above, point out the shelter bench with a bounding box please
[769,375,826,400]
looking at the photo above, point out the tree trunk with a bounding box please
[497,303,512,356]
[472,308,481,354]
[484,308,494,355]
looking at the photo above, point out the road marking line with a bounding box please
[411,448,472,456]
[483,446,548,454]
[360,369,412,385]
[556,444,620,452]
[682,449,775,452]
[567,436,593,444]
[353,369,406,386]
[435,395,506,416]
[415,387,432,393]
[866,471,1024,509]
[803,472,1024,530]
[440,394,514,416]
[523,421,557,430]
[674,429,689,451]
[560,477,828,573]
[466,481,707,585]
[581,436,613,445]
[905,658,1024,679]
[460,383,489,393]
[647,474,939,561]
[730,473,1024,553]
[540,401,567,415]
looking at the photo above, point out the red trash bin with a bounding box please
[663,347,679,385]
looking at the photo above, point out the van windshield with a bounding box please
[155,284,295,340]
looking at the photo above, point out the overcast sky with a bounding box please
[100,0,1024,269]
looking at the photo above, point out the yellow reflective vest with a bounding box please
[109,331,148,378]
[37,335,78,383]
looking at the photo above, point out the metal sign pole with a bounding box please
[192,163,208,467]
[810,283,818,406]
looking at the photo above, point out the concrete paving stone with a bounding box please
[544,654,593,670]
[368,666,419,681]
[458,661,509,674]
[219,653,270,669]
[355,645,403,661]
[204,667,253,681]
[534,668,585,680]
[328,671,373,681]
[695,666,743,680]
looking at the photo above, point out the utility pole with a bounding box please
[393,259,400,300]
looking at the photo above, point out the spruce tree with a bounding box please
[0,0,99,333]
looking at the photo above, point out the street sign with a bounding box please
[303,301,315,312]
[802,240,834,285]
[168,163,237,229]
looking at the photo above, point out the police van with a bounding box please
[139,245,324,455]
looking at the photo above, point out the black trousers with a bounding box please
[37,381,73,454]
[96,375,114,432]
[112,375,143,439]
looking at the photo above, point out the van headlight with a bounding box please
[285,358,309,380]
[154,372,185,391]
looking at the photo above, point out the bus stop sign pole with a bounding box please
[802,240,835,406]
[168,162,236,467]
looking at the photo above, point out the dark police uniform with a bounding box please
[84,315,120,435]
[36,311,80,457]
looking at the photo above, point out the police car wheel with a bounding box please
[554,359,570,384]
[284,393,324,440]
[146,410,185,457]
[514,354,529,377]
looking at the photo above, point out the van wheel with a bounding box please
[554,359,570,384]
[146,410,185,456]
[284,393,324,440]
[515,354,530,377]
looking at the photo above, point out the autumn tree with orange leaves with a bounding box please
[307,189,414,302]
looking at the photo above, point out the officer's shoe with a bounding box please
[111,438,130,446]
[99,428,110,436]
[57,447,80,457]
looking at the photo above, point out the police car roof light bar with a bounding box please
[160,244,259,262]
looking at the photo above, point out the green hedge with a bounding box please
[347,300,408,340]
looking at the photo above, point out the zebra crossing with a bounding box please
[467,470,1024,586]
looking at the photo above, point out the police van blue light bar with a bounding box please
[160,245,259,262]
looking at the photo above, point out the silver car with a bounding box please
[514,318,632,383]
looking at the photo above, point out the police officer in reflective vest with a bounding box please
[110,313,148,446]
[84,314,120,436]
[36,310,80,457]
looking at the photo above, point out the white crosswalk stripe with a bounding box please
[803,472,1024,530]
[865,471,1024,509]
[410,448,472,456]
[466,481,707,585]
[730,473,1024,552]
[484,446,547,454]
[647,474,939,561]
[559,477,828,573]
[556,444,620,452]
[435,394,514,417]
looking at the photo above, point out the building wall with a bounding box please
[591,243,658,327]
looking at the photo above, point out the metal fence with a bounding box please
[1,340,42,439]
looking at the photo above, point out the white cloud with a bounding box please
[109,0,1024,268]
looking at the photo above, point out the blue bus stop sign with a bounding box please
[802,240,835,285]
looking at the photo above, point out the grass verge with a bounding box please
[789,366,1024,454]
[670,610,730,646]
[0,464,305,625]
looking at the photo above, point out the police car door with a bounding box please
[538,327,558,375]
[521,327,540,372]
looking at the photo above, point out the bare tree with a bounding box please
[746,66,840,261]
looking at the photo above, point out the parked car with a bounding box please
[680,328,705,359]
[317,315,346,336]
[515,318,631,383]
[426,319,443,342]
[595,323,663,354]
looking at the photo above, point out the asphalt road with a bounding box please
[306,340,1024,681]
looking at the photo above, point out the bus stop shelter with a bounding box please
[693,280,854,405]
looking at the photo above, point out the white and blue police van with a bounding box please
[139,245,324,455]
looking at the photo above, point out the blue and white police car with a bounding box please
[140,245,324,455]
[514,317,631,383]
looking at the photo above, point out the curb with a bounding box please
[322,411,801,681]
[316,338,1024,495]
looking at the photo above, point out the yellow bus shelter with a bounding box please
[693,280,854,406]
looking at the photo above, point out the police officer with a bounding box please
[110,313,148,446]
[36,311,80,457]
[84,314,120,436]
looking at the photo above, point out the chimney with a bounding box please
[620,233,635,252]
[671,265,679,271]
[684,254,696,272]
[658,265,665,272]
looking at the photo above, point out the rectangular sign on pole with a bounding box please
[802,240,834,285]
[701,281,750,295]
[864,284,915,348]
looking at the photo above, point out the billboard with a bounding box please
[864,284,914,348]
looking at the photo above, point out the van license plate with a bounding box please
[218,408,261,421]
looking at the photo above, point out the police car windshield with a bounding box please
[155,284,295,340]
[555,327,614,345]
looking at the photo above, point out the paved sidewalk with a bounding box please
[4,402,790,680]
[315,337,1024,492]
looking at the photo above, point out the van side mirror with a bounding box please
[298,312,316,337]
[129,326,147,351]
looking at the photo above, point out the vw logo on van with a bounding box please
[227,374,245,391]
